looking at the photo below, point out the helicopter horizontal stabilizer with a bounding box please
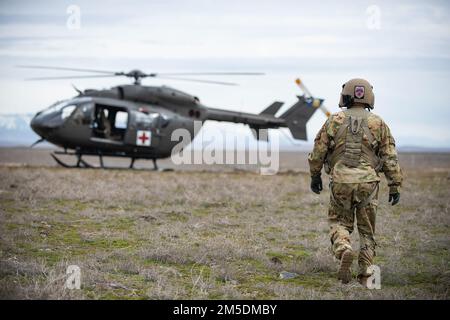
[260,101,284,116]
[250,101,284,141]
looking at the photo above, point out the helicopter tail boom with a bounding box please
[205,96,322,141]
[205,102,285,129]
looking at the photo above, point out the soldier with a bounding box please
[308,78,402,285]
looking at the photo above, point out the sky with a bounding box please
[0,0,449,148]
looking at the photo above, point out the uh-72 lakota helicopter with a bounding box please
[21,65,330,169]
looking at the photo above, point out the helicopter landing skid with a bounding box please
[51,153,94,168]
[50,152,159,170]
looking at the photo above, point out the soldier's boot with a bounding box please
[357,261,372,288]
[338,249,354,284]
[357,246,375,288]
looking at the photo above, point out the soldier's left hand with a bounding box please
[388,193,400,206]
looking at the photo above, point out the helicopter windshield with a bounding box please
[40,101,77,121]
[61,105,77,119]
[40,100,69,116]
[38,97,92,120]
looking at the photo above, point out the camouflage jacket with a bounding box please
[308,107,403,193]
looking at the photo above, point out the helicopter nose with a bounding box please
[30,113,48,137]
[30,111,62,138]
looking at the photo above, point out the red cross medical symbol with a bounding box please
[138,132,149,144]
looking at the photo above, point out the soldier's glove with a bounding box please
[388,193,400,206]
[310,174,323,194]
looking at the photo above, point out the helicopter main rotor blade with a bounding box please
[25,75,119,80]
[153,72,265,76]
[17,65,264,85]
[17,65,117,74]
[156,76,238,86]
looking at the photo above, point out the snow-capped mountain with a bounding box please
[0,113,42,146]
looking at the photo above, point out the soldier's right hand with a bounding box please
[388,193,400,206]
[311,174,323,194]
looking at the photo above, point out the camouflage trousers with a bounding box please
[328,181,379,276]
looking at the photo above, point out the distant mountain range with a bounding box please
[0,113,448,152]
[0,113,44,147]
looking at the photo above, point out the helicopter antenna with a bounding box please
[17,65,264,86]
[71,83,82,95]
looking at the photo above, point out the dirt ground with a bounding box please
[0,148,449,299]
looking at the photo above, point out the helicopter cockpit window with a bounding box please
[61,105,76,120]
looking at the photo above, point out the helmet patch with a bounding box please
[354,86,365,99]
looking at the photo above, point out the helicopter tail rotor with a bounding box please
[277,78,329,140]
[295,78,331,118]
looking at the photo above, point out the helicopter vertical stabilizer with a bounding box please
[279,96,323,140]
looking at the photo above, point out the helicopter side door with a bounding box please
[91,104,128,144]
[124,110,160,148]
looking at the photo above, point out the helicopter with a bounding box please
[19,65,329,170]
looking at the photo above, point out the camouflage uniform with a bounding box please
[308,105,402,277]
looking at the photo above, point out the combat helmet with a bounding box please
[339,78,375,109]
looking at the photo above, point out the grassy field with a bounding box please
[0,155,449,299]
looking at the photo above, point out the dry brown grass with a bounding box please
[0,153,449,299]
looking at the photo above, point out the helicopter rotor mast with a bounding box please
[17,65,264,86]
